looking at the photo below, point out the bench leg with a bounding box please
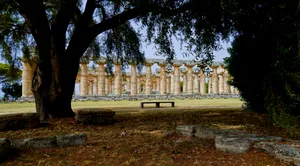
[156,103,160,108]
[172,103,175,107]
[141,103,144,108]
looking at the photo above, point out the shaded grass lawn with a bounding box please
[0,98,243,114]
[0,108,292,166]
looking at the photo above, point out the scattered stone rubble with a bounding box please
[0,133,87,163]
[254,142,300,166]
[176,125,300,165]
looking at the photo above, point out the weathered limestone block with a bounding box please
[56,134,87,147]
[0,113,40,131]
[244,135,282,142]
[194,126,245,139]
[0,138,11,163]
[11,137,56,148]
[176,125,199,137]
[215,134,281,154]
[215,136,252,154]
[75,108,115,125]
[254,142,300,166]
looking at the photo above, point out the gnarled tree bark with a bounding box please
[32,53,79,121]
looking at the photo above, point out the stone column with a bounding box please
[211,66,219,94]
[193,72,200,93]
[80,63,88,96]
[159,64,167,95]
[186,65,194,94]
[142,82,146,92]
[145,62,153,95]
[153,81,156,92]
[110,79,114,94]
[156,76,160,93]
[199,69,206,95]
[114,64,122,95]
[97,63,105,95]
[208,75,212,94]
[130,63,137,95]
[137,75,141,94]
[223,70,231,93]
[88,81,93,95]
[79,82,81,95]
[166,75,170,94]
[170,71,175,94]
[21,61,33,97]
[93,76,98,95]
[110,78,114,94]
[218,73,224,94]
[126,76,131,91]
[105,75,109,94]
[174,64,181,95]
[182,71,187,93]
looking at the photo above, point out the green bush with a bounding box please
[224,0,300,137]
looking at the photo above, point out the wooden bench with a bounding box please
[140,101,175,108]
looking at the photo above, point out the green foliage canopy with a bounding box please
[1,82,22,100]
[224,0,300,137]
[0,62,21,83]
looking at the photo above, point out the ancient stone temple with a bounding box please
[20,58,239,98]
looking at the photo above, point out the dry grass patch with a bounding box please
[0,108,292,166]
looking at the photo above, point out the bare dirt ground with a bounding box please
[0,108,293,166]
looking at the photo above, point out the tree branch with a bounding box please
[67,1,193,61]
[72,6,82,26]
[14,0,51,60]
[82,0,96,25]
[50,0,78,56]
[96,4,107,20]
[89,8,141,38]
[89,1,193,37]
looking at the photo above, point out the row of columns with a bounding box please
[77,63,238,96]
[21,61,239,97]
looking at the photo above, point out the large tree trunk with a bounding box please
[32,54,79,122]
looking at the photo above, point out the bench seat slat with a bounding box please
[140,101,175,108]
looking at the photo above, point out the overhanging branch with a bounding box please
[50,0,78,54]
[88,8,141,38]
[96,4,107,20]
[14,0,51,60]
[82,0,96,25]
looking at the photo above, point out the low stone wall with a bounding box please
[0,133,87,163]
[0,113,40,131]
[73,94,241,102]
[17,94,240,103]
